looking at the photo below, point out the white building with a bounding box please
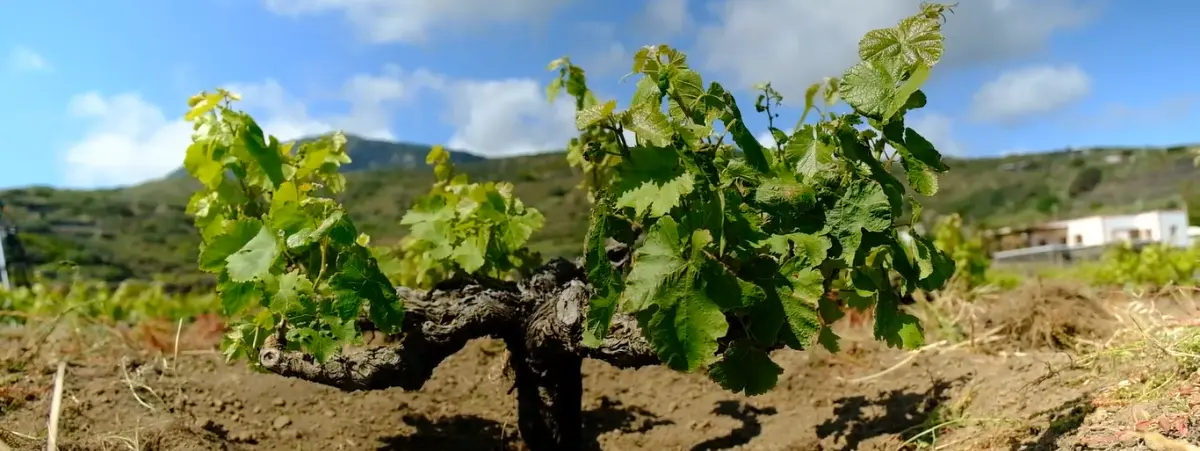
[1047,209,1191,248]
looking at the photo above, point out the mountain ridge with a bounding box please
[163,133,487,179]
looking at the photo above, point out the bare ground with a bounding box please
[1,281,1199,451]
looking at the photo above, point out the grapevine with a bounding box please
[375,146,545,289]
[1082,242,1200,288]
[550,5,956,377]
[181,4,957,450]
[182,94,403,364]
[930,213,991,291]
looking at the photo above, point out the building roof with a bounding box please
[1048,209,1186,226]
[986,209,1188,235]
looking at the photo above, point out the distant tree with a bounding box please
[1068,167,1103,198]
[1036,194,1061,215]
[1182,181,1200,224]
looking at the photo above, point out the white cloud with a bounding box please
[757,130,776,148]
[907,112,965,156]
[60,64,580,187]
[555,22,634,77]
[62,66,438,188]
[61,93,192,187]
[225,64,444,141]
[1062,94,1199,130]
[222,64,444,142]
[694,0,1093,99]
[439,78,576,156]
[9,46,50,73]
[222,79,335,142]
[262,0,570,44]
[970,64,1091,123]
[638,0,692,38]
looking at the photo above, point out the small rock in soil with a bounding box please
[229,430,257,443]
[280,429,302,440]
[273,415,292,430]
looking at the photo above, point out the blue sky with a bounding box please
[0,0,1196,189]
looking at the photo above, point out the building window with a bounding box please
[1171,225,1178,237]
[1074,234,1083,244]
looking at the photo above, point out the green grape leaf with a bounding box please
[218,278,263,316]
[183,142,225,189]
[286,209,347,249]
[238,120,288,189]
[817,294,846,324]
[452,233,489,273]
[199,219,261,273]
[330,247,404,333]
[495,207,544,252]
[616,173,695,218]
[753,179,816,211]
[901,154,938,196]
[270,270,314,314]
[827,179,893,264]
[582,195,624,347]
[799,82,820,126]
[784,127,834,178]
[708,340,782,395]
[777,258,823,348]
[224,222,281,282]
[643,286,728,372]
[200,219,280,282]
[295,328,338,363]
[621,217,688,311]
[839,59,902,118]
[624,102,673,147]
[857,13,944,68]
[708,83,771,172]
[910,234,956,290]
[901,127,948,171]
[700,263,765,310]
[666,69,705,123]
[631,76,663,107]
[185,92,224,121]
[873,287,924,349]
[817,327,841,353]
[886,63,931,119]
[576,100,616,129]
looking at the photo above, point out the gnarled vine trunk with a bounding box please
[257,249,661,451]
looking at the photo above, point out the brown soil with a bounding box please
[1,284,1198,451]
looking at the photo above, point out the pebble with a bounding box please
[195,417,215,429]
[273,415,292,430]
[229,431,256,443]
[280,429,302,440]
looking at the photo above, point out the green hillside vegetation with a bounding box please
[2,140,1198,290]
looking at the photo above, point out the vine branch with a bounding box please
[258,255,659,392]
